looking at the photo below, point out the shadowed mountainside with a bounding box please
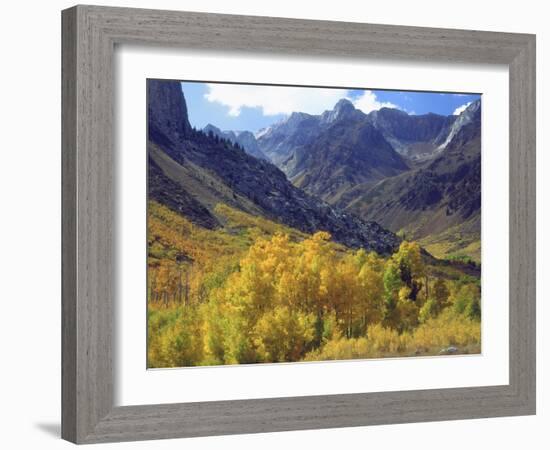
[343,101,482,260]
[147,80,401,255]
[256,97,481,261]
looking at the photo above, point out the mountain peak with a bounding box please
[333,98,355,112]
[465,99,481,115]
[203,123,222,134]
[203,124,268,160]
[436,99,481,150]
[321,98,360,124]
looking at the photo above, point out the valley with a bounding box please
[146,79,482,367]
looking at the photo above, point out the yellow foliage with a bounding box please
[411,309,480,351]
[147,202,482,367]
[252,306,316,362]
[304,312,480,361]
[147,306,204,368]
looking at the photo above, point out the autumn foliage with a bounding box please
[147,201,481,367]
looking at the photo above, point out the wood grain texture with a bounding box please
[508,36,536,408]
[61,4,536,444]
[61,7,77,443]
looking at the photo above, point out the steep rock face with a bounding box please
[319,98,365,125]
[368,108,454,144]
[147,79,401,255]
[366,108,456,161]
[147,79,191,142]
[435,100,481,150]
[203,124,268,160]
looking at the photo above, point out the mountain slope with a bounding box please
[257,99,409,203]
[148,154,220,230]
[342,100,482,260]
[256,95,481,261]
[256,112,323,166]
[287,114,409,204]
[366,108,456,161]
[147,80,400,255]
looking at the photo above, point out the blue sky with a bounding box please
[180,81,480,133]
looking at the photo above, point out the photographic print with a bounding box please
[147,79,481,368]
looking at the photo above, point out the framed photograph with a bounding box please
[62,5,536,444]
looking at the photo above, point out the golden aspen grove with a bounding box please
[147,200,481,368]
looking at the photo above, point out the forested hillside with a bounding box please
[148,201,480,367]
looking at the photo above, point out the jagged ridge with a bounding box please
[147,80,401,255]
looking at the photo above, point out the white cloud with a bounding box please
[352,90,398,114]
[453,101,472,116]
[204,84,347,116]
[204,84,404,118]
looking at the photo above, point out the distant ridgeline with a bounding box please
[255,97,482,262]
[202,123,269,161]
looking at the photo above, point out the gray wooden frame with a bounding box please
[61,4,536,444]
